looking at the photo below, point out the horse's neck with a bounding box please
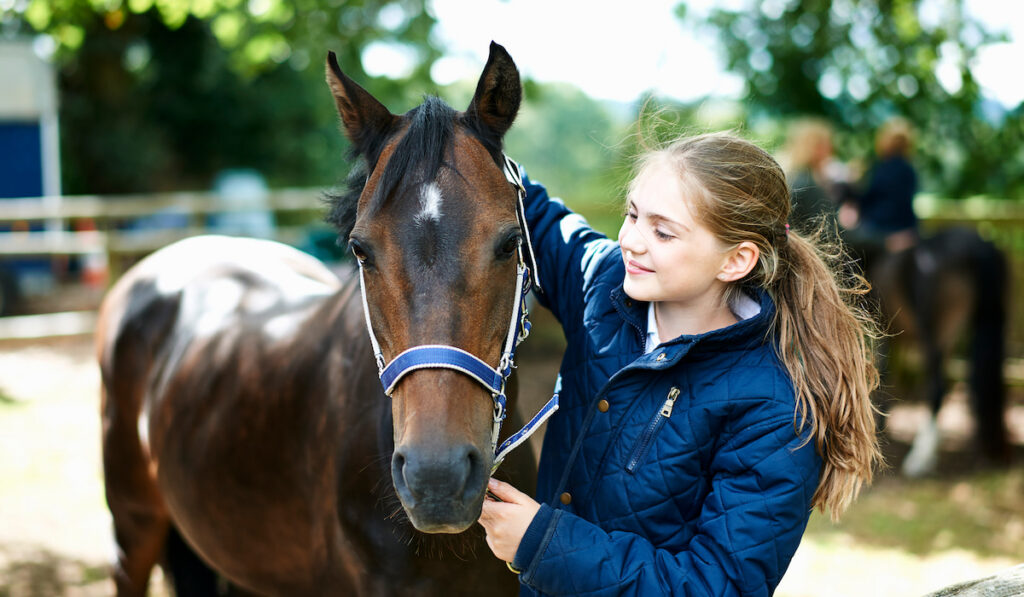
[299,272,393,455]
[295,272,378,391]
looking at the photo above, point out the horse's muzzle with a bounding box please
[391,441,489,532]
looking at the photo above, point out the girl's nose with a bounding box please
[619,222,646,254]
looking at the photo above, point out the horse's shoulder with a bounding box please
[99,236,343,367]
[142,235,339,290]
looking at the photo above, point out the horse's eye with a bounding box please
[348,238,372,266]
[498,233,521,259]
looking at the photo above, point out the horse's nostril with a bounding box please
[392,450,419,500]
[461,445,486,503]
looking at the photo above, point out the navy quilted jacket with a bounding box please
[512,172,822,596]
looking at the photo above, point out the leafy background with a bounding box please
[1,1,1023,595]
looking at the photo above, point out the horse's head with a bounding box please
[325,43,523,533]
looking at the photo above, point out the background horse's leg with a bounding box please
[901,351,943,477]
[902,250,944,478]
[968,240,1010,466]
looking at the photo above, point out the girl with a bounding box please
[478,132,882,596]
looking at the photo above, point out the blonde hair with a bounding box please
[632,132,883,520]
[875,117,914,158]
[781,117,833,173]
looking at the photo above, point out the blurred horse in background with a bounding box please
[96,42,535,595]
[854,226,1010,477]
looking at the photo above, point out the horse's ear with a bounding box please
[466,41,521,141]
[325,51,396,157]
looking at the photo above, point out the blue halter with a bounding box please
[356,155,558,472]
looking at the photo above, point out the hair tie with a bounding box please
[785,223,790,236]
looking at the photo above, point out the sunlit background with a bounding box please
[1,0,1022,595]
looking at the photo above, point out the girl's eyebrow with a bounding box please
[628,198,691,233]
[647,211,690,233]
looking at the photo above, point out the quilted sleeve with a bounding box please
[514,415,821,596]
[518,166,619,330]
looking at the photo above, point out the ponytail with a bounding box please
[771,226,883,520]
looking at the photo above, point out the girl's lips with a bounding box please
[626,259,654,275]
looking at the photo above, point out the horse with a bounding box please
[96,42,540,595]
[852,225,1010,477]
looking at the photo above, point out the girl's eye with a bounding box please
[654,229,674,241]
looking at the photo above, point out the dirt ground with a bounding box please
[1,321,1022,596]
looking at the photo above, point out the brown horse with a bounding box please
[96,42,536,595]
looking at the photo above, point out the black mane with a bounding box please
[325,95,505,248]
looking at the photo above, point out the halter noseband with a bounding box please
[355,155,558,472]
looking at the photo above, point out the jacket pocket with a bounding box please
[625,386,680,473]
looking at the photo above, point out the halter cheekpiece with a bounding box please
[355,154,558,473]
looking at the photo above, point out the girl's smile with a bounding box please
[624,253,654,275]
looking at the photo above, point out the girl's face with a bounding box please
[617,161,733,309]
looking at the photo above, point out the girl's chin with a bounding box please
[622,280,655,303]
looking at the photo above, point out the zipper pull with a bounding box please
[660,387,680,418]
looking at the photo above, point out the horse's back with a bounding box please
[97,235,340,374]
[97,236,360,594]
[97,234,347,460]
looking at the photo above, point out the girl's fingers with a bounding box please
[479,497,497,524]
[486,477,524,503]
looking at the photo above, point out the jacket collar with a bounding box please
[611,285,777,362]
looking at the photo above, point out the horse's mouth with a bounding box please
[400,494,485,534]
[401,499,481,532]
[390,440,491,533]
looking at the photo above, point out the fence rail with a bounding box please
[0,188,323,221]
[2,190,1023,272]
[0,188,328,276]
[1,190,1023,352]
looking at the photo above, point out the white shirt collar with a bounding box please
[644,302,662,354]
[643,293,762,354]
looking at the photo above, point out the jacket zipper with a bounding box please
[625,386,680,473]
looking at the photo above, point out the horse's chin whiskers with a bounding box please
[368,454,486,561]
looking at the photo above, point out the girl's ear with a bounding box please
[717,241,759,283]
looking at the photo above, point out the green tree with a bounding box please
[505,83,624,205]
[684,0,1024,198]
[3,0,441,193]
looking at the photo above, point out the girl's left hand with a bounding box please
[478,477,541,563]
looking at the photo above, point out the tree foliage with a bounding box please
[686,0,1024,198]
[3,0,440,193]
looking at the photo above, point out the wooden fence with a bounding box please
[915,194,1024,254]
[1,190,1022,348]
[0,188,329,277]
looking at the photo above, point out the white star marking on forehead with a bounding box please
[415,182,443,224]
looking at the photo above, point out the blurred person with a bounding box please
[840,117,919,252]
[781,117,853,233]
[478,133,882,596]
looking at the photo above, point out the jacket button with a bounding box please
[560,492,572,505]
[656,353,666,361]
[625,300,633,307]
[597,399,609,412]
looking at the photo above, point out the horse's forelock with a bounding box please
[374,97,456,210]
[325,95,506,245]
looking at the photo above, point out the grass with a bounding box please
[806,468,1024,559]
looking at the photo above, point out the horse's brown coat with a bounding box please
[98,43,534,596]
